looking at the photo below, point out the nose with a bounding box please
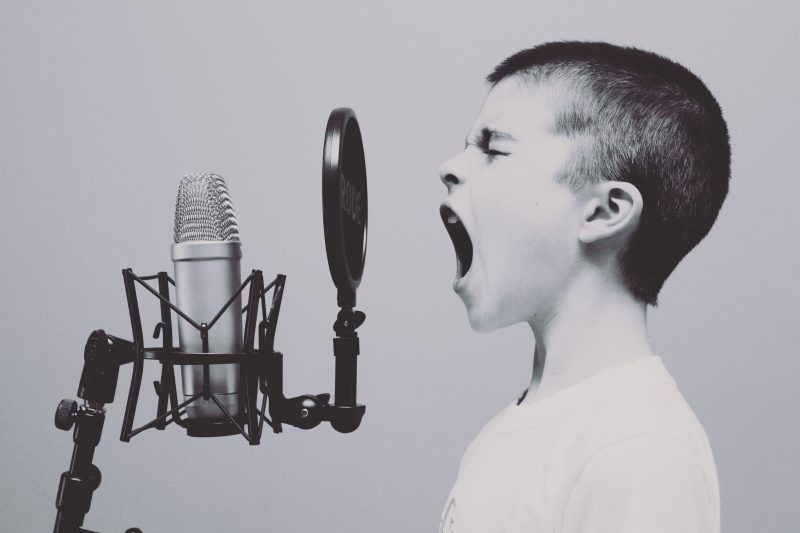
[439,152,466,190]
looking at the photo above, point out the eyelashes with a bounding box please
[464,133,509,161]
[482,149,508,161]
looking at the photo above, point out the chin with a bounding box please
[465,304,506,334]
[465,298,528,334]
[468,317,497,334]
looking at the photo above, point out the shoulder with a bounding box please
[573,433,711,494]
[456,402,517,473]
[558,433,719,533]
[554,358,720,531]
[571,356,714,458]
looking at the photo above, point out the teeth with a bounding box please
[447,214,459,224]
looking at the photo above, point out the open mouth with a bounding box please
[440,204,473,279]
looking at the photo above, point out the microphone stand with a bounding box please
[52,269,366,533]
[53,331,139,533]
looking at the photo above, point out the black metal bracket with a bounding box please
[53,267,366,532]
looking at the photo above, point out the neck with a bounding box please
[520,276,654,404]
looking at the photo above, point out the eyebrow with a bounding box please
[465,127,516,149]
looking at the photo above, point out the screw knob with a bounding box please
[55,399,78,431]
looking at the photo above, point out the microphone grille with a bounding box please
[173,173,240,243]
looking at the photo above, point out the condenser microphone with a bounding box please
[172,173,243,428]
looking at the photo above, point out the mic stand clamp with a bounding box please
[263,307,366,434]
[53,330,141,533]
[329,307,366,433]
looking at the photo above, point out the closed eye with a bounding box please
[482,149,508,160]
[466,127,515,160]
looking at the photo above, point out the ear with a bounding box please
[578,181,643,245]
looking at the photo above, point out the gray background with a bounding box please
[1,1,797,532]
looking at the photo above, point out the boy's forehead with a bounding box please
[471,78,557,140]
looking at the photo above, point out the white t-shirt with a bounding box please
[439,356,719,533]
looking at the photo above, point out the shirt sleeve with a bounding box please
[560,433,717,533]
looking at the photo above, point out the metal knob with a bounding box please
[54,399,78,431]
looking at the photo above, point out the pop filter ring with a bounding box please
[322,108,368,309]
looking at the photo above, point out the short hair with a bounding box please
[488,41,730,306]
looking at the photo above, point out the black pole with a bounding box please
[53,405,105,533]
[329,307,366,433]
[121,269,145,442]
[155,272,176,430]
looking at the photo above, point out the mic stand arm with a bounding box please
[263,306,366,433]
[328,306,366,433]
[53,330,141,533]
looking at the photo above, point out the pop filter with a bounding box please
[322,108,368,308]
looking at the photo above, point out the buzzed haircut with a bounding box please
[488,41,730,305]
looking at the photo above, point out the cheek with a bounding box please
[471,175,530,237]
[475,181,579,285]
[475,173,576,241]
[528,196,580,273]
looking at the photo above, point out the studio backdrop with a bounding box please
[0,1,797,532]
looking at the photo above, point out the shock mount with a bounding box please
[52,268,366,533]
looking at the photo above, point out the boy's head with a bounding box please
[440,41,730,332]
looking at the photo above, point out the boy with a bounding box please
[438,41,729,532]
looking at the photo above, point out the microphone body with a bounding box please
[171,173,243,422]
[172,241,242,420]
